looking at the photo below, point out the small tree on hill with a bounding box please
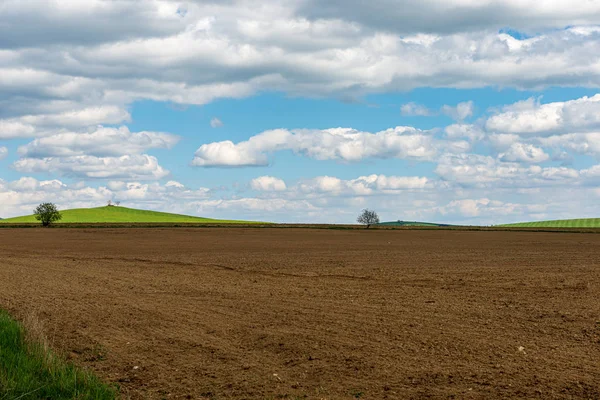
[34,203,62,227]
[357,209,379,229]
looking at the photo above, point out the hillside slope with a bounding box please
[0,206,257,224]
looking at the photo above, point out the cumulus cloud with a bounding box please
[192,126,467,167]
[445,124,484,141]
[2,4,600,134]
[250,176,287,191]
[297,0,600,34]
[13,155,169,180]
[0,0,187,48]
[488,133,521,150]
[0,172,597,224]
[435,154,579,188]
[401,101,474,120]
[0,120,36,139]
[0,147,7,160]
[536,132,600,159]
[17,126,179,158]
[435,198,533,219]
[498,143,549,163]
[10,126,177,181]
[210,117,224,128]
[297,174,429,196]
[485,95,600,136]
[0,106,131,138]
[401,102,434,116]
[441,101,474,121]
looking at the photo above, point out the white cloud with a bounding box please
[210,117,224,128]
[0,147,7,160]
[107,181,126,191]
[165,180,185,189]
[580,164,600,181]
[440,198,493,217]
[499,143,549,163]
[537,132,600,159]
[299,176,345,193]
[0,106,131,139]
[401,102,433,116]
[441,101,474,121]
[435,198,531,219]
[0,120,36,139]
[0,0,186,48]
[297,174,429,196]
[435,154,579,188]
[2,6,600,135]
[17,126,179,158]
[0,172,597,225]
[250,176,287,192]
[401,101,474,120]
[485,95,600,136]
[488,133,521,150]
[18,106,131,130]
[8,177,66,192]
[199,198,318,214]
[192,126,466,167]
[13,154,169,180]
[445,124,484,141]
[191,129,288,167]
[298,0,600,34]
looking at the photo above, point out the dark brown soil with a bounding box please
[1,228,599,399]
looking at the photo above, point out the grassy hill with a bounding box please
[0,206,258,224]
[377,220,454,227]
[498,218,600,228]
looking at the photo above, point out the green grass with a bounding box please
[0,206,260,224]
[377,220,454,227]
[498,218,600,228]
[0,310,117,399]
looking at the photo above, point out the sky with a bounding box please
[2,1,600,224]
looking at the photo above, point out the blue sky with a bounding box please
[2,1,600,224]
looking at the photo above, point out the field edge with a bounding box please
[0,308,118,399]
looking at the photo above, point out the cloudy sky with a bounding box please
[2,0,600,224]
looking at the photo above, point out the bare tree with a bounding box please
[107,200,113,206]
[357,209,380,229]
[33,203,62,227]
[115,201,121,206]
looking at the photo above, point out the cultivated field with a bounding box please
[499,218,600,228]
[1,228,599,399]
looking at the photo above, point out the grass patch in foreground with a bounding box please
[0,309,117,399]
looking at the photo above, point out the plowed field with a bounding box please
[1,228,599,399]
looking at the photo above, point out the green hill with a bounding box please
[0,206,258,224]
[498,218,600,228]
[377,220,454,227]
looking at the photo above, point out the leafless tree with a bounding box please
[357,209,380,229]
